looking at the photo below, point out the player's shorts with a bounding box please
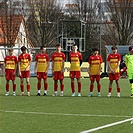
[109,73,120,80]
[5,69,15,80]
[37,72,47,80]
[90,75,100,82]
[127,73,133,79]
[20,71,30,78]
[53,71,64,80]
[70,71,81,79]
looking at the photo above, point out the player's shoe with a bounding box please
[27,92,30,97]
[78,93,81,97]
[71,92,75,97]
[98,93,101,97]
[13,92,16,96]
[43,93,47,96]
[5,92,9,96]
[60,93,63,96]
[52,93,57,96]
[36,93,40,96]
[20,93,24,96]
[131,94,133,97]
[107,93,111,97]
[88,93,92,97]
[117,93,120,98]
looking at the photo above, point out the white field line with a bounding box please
[80,118,133,133]
[0,110,131,118]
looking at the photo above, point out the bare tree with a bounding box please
[106,0,133,45]
[26,0,64,47]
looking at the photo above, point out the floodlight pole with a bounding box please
[99,0,102,55]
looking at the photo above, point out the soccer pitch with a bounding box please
[0,77,133,133]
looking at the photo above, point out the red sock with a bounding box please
[109,88,112,93]
[27,84,30,92]
[97,84,101,93]
[90,84,94,92]
[20,84,24,92]
[44,83,48,90]
[6,84,9,92]
[60,84,64,91]
[117,88,120,93]
[13,84,16,92]
[37,82,41,90]
[78,82,81,93]
[71,82,75,93]
[54,84,58,91]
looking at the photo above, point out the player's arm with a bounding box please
[25,55,32,71]
[18,61,21,76]
[61,60,65,74]
[34,61,37,74]
[88,64,91,76]
[52,60,54,75]
[114,60,120,73]
[46,60,50,74]
[98,57,103,75]
[3,60,6,75]
[14,57,18,75]
[108,61,114,73]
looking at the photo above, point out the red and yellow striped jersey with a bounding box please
[107,53,121,73]
[18,53,31,71]
[52,52,65,71]
[35,53,49,72]
[69,52,82,71]
[4,55,17,70]
[88,55,103,75]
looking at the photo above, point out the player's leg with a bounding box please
[20,77,24,96]
[26,77,30,96]
[108,73,113,97]
[96,75,101,97]
[115,80,120,97]
[53,80,58,96]
[5,69,10,96]
[70,71,75,96]
[11,70,16,96]
[76,71,82,97]
[5,80,10,96]
[12,80,16,96]
[129,79,133,97]
[60,79,64,96]
[77,78,81,97]
[89,75,94,97]
[43,79,48,96]
[36,78,41,96]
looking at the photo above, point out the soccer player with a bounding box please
[4,48,17,96]
[107,46,121,97]
[69,44,82,97]
[52,43,65,96]
[18,46,31,96]
[34,46,50,96]
[125,46,133,97]
[88,48,103,97]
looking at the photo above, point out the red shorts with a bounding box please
[70,71,81,79]
[90,75,100,82]
[5,69,15,80]
[37,72,47,80]
[20,71,30,78]
[53,71,64,80]
[109,73,120,80]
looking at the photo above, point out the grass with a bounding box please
[0,77,133,133]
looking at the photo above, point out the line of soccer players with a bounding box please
[3,44,133,97]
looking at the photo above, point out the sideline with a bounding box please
[80,118,133,133]
[0,110,131,118]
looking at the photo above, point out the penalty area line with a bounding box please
[80,118,133,133]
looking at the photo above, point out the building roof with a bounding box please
[0,15,33,47]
